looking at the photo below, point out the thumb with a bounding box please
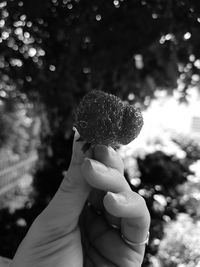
[38,128,92,233]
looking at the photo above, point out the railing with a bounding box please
[0,152,38,194]
[0,155,20,171]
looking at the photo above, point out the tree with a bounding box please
[1,0,199,196]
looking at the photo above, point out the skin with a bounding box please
[11,129,150,267]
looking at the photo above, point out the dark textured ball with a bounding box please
[74,90,143,148]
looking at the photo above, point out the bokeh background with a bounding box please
[0,0,200,266]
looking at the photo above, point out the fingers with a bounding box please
[82,144,149,264]
[90,228,142,267]
[93,145,124,174]
[70,127,92,165]
[83,206,142,267]
[81,158,130,193]
[81,144,129,192]
[103,191,150,253]
[81,144,130,229]
[85,246,116,267]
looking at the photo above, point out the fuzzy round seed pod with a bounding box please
[74,90,143,149]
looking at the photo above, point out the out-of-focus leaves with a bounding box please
[137,151,189,187]
[158,213,200,267]
[1,0,200,106]
[0,96,39,155]
[172,134,200,163]
[126,150,192,266]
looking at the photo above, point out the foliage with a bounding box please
[0,207,29,259]
[158,213,200,267]
[125,150,191,266]
[137,151,189,187]
[177,160,200,219]
[172,134,200,164]
[1,0,200,103]
[0,98,39,155]
[1,0,200,150]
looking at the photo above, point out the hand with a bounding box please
[11,129,150,267]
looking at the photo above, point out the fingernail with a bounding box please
[108,192,128,204]
[89,159,108,173]
[108,146,116,155]
[73,127,80,140]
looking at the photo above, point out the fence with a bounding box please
[0,152,38,194]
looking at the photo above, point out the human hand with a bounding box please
[11,129,150,267]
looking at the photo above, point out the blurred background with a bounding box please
[0,0,200,266]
